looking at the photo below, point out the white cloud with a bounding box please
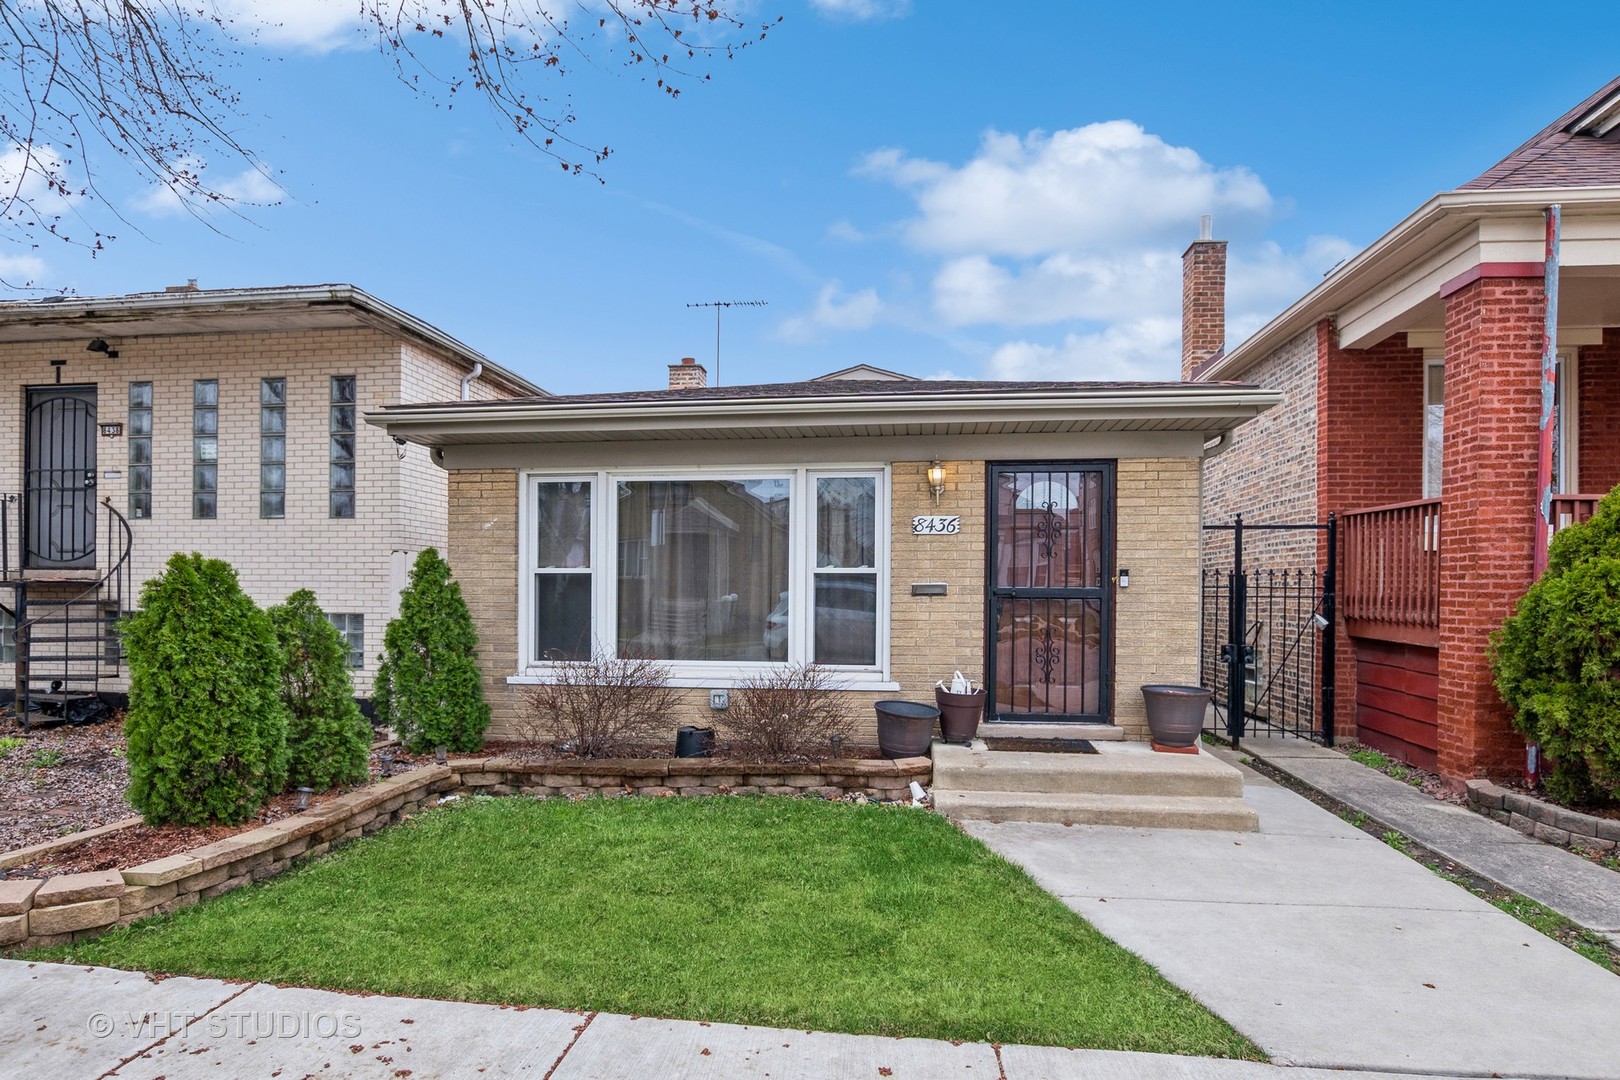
[810,0,912,21]
[855,121,1356,379]
[988,319,1182,383]
[826,218,867,243]
[777,281,884,343]
[133,161,284,218]
[859,122,1273,258]
[0,250,47,284]
[215,1,364,51]
[0,143,78,211]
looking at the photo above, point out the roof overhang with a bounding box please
[366,384,1283,447]
[1203,186,1620,379]
[0,284,543,396]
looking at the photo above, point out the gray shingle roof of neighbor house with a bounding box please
[0,283,545,398]
[1462,73,1620,190]
[368,378,1282,445]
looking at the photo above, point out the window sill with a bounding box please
[507,670,901,694]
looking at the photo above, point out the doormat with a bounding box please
[982,737,1099,754]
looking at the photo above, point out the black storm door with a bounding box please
[987,462,1113,722]
[25,385,98,569]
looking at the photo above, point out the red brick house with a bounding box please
[1191,74,1620,782]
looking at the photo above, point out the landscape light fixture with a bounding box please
[295,787,314,811]
[927,461,947,506]
[85,338,118,359]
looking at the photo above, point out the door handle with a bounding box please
[83,471,96,489]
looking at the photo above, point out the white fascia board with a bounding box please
[0,284,543,397]
[1204,187,1620,379]
[365,387,1284,443]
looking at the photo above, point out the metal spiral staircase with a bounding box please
[1,495,134,727]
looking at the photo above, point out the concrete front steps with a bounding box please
[931,737,1258,832]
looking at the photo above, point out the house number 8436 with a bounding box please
[911,515,961,535]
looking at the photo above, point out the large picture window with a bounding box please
[524,468,887,682]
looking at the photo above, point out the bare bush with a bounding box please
[726,664,856,764]
[518,652,681,758]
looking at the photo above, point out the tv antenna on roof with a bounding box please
[685,299,767,386]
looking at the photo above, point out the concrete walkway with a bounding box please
[1238,734,1620,943]
[0,958,1473,1079]
[962,756,1620,1080]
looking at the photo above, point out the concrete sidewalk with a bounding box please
[962,756,1620,1080]
[1238,734,1620,942]
[1,958,1464,1080]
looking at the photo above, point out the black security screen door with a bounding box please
[987,462,1113,723]
[25,385,98,570]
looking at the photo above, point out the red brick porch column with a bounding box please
[1435,275,1544,781]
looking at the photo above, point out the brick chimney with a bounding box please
[1181,215,1227,380]
[668,356,707,390]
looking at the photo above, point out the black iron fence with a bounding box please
[1200,514,1336,748]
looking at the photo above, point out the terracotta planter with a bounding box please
[934,688,986,744]
[1140,684,1211,750]
[874,700,939,759]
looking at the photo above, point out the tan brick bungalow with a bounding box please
[369,364,1278,743]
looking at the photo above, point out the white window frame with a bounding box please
[512,464,895,690]
[1423,353,1444,499]
[1554,347,1579,495]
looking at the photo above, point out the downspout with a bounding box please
[1528,204,1561,787]
[459,361,484,401]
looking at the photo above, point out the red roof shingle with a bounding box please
[1462,74,1620,190]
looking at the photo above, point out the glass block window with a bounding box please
[328,613,364,668]
[193,379,218,519]
[128,382,152,520]
[330,376,356,519]
[260,378,286,518]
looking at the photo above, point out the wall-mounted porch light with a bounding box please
[927,461,946,506]
[86,338,119,359]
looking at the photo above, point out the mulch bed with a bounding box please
[1,729,890,878]
[0,719,134,854]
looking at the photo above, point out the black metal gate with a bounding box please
[1200,513,1336,748]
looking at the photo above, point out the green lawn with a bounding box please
[31,795,1260,1057]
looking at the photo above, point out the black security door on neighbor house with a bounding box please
[24,385,98,569]
[987,462,1113,723]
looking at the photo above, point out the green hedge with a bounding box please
[1492,486,1620,804]
[269,589,371,791]
[122,553,290,825]
[374,548,489,753]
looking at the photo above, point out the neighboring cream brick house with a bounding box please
[371,362,1277,744]
[0,285,541,713]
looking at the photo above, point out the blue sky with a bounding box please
[8,2,1618,394]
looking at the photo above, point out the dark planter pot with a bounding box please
[675,725,716,758]
[934,688,986,744]
[875,700,940,760]
[1140,684,1211,749]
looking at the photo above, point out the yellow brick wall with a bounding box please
[889,460,986,697]
[1113,457,1203,739]
[449,455,1203,746]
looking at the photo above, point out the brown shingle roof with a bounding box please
[1462,74,1620,190]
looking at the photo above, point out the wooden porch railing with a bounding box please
[1341,493,1605,646]
[1341,499,1441,645]
[1550,494,1601,536]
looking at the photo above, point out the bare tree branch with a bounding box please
[0,1,778,271]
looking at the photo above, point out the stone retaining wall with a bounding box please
[1464,780,1620,854]
[0,756,931,955]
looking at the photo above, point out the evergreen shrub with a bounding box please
[269,589,371,791]
[1493,485,1620,804]
[122,553,289,825]
[374,548,490,753]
